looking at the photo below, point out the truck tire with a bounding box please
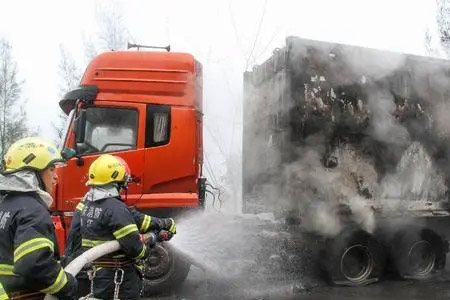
[389,227,447,279]
[320,229,385,286]
[141,243,191,296]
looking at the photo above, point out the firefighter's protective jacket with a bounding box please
[65,185,171,262]
[78,185,152,260]
[68,185,165,300]
[0,171,76,299]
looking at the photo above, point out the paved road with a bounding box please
[143,218,450,300]
[144,266,450,300]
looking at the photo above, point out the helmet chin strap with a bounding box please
[35,170,47,192]
[115,182,128,203]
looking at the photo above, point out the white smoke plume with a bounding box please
[242,37,450,239]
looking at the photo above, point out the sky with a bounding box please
[0,0,442,207]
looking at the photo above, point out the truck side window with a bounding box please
[146,104,171,147]
[77,107,138,155]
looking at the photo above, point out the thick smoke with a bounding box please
[379,141,448,203]
[243,37,450,238]
[169,38,450,297]
[433,101,450,138]
[281,143,378,235]
[366,88,410,146]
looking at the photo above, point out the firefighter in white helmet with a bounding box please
[65,154,176,300]
[0,137,77,300]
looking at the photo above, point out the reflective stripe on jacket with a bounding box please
[65,198,167,262]
[78,196,149,260]
[0,283,8,300]
[0,192,74,297]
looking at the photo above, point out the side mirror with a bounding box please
[61,148,77,160]
[74,109,87,143]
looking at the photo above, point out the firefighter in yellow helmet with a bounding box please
[0,137,77,300]
[65,154,176,300]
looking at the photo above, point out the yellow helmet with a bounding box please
[87,154,130,186]
[2,137,64,174]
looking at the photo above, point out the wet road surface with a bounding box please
[144,266,450,300]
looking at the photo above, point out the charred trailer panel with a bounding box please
[243,36,450,285]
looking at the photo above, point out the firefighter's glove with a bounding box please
[56,272,78,300]
[158,230,173,241]
[161,218,177,234]
[144,231,158,248]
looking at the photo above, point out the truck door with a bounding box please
[58,102,146,211]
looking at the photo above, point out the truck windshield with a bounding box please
[76,107,138,155]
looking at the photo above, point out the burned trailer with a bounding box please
[243,36,450,285]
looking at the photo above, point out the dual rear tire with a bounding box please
[321,227,446,286]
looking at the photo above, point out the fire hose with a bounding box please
[44,233,157,300]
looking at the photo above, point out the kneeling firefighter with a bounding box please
[0,137,77,300]
[65,154,176,300]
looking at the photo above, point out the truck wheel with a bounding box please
[390,228,446,279]
[321,229,385,286]
[340,244,374,283]
[141,243,191,296]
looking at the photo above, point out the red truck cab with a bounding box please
[52,50,205,292]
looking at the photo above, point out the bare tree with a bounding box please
[437,0,450,57]
[53,45,82,144]
[425,28,434,56]
[0,38,29,159]
[96,1,130,51]
[81,2,129,63]
[53,1,130,144]
[58,45,82,96]
[83,35,98,63]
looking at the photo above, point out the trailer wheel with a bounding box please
[141,243,191,296]
[390,228,446,279]
[340,244,374,283]
[321,229,385,286]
